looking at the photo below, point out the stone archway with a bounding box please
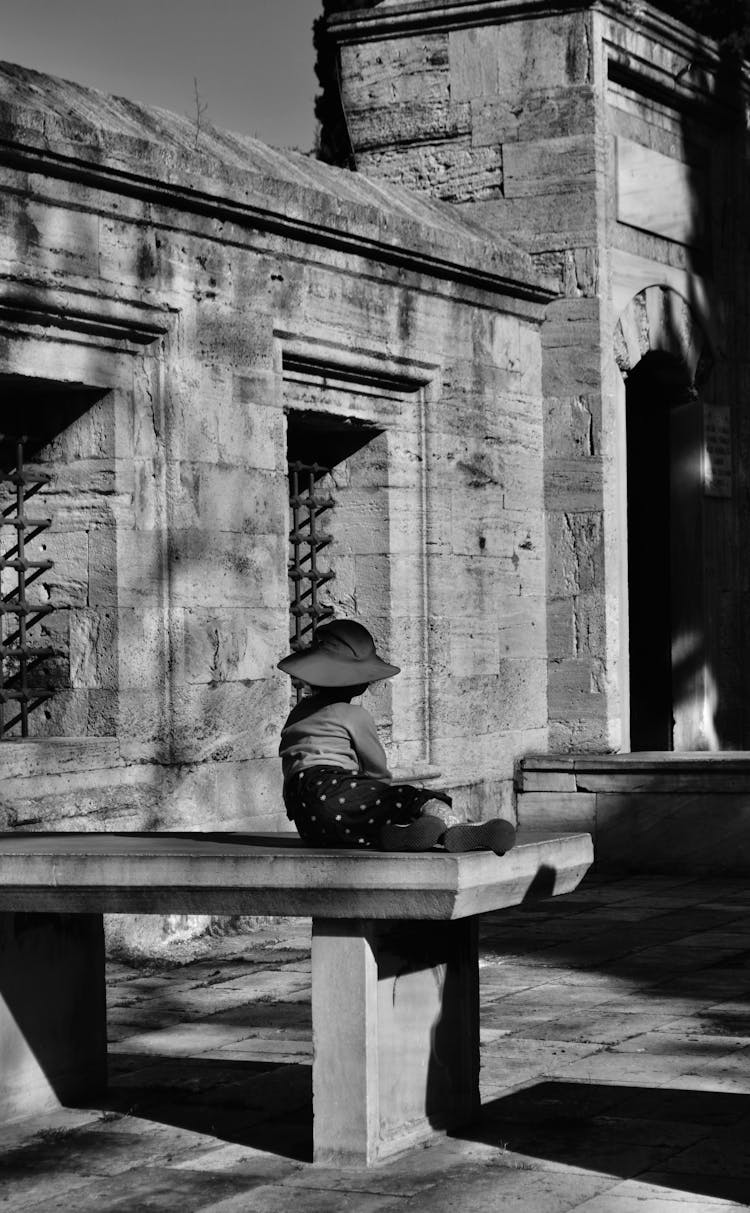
[614,286,716,751]
[614,285,714,389]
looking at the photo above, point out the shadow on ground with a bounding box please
[66,870,749,1207]
[100,1054,314,1162]
[457,1080,750,1206]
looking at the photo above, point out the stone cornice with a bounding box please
[0,136,556,309]
[328,0,716,51]
[328,0,750,107]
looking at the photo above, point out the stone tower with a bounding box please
[325,0,750,754]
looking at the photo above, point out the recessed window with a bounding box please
[0,435,56,736]
[287,458,336,655]
[286,411,382,698]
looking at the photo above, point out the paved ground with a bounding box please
[2,870,750,1211]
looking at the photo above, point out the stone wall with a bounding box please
[0,61,552,865]
[327,0,750,754]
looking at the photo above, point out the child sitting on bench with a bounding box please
[278,619,516,854]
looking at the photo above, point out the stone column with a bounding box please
[311,916,479,1164]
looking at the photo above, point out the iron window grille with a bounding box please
[0,436,56,737]
[288,460,335,670]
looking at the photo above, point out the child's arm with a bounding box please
[348,706,391,780]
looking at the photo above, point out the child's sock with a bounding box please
[419,798,462,829]
[442,819,516,856]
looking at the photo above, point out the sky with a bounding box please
[1,0,320,152]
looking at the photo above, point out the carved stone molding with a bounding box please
[0,285,169,353]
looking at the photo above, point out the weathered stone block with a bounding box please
[330,489,392,557]
[427,555,538,616]
[548,659,608,721]
[168,464,285,535]
[498,596,547,659]
[38,394,115,461]
[24,199,100,279]
[213,758,286,829]
[461,193,599,253]
[25,689,91,740]
[545,395,598,458]
[0,737,120,781]
[358,141,503,202]
[432,664,547,738]
[430,727,549,785]
[542,298,603,397]
[450,495,543,567]
[547,597,576,659]
[24,529,89,608]
[544,460,603,513]
[547,511,604,594]
[516,790,596,831]
[181,608,284,685]
[572,594,607,660]
[347,100,471,151]
[471,87,597,147]
[519,771,578,792]
[340,34,450,110]
[449,15,591,103]
[87,527,121,606]
[69,609,118,689]
[450,628,501,676]
[548,716,613,752]
[504,136,596,198]
[170,680,287,764]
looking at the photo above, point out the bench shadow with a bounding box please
[96,1053,314,1162]
[455,1081,750,1206]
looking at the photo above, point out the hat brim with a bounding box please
[278,650,400,686]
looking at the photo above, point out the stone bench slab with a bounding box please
[0,829,593,1164]
[0,829,593,917]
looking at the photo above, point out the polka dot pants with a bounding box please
[284,765,452,850]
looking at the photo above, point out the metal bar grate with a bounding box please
[288,460,335,672]
[0,436,56,737]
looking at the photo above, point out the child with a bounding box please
[278,618,516,854]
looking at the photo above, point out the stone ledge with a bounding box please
[519,751,750,792]
[0,738,121,780]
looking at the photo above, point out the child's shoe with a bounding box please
[442,819,516,855]
[379,815,446,852]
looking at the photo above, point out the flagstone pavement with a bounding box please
[3,870,750,1211]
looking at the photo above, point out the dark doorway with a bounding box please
[626,351,701,751]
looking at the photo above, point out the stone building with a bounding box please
[0,56,552,886]
[325,0,750,868]
[0,0,749,896]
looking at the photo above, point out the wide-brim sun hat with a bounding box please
[278,619,400,687]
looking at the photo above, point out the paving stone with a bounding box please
[634,1172,750,1206]
[168,1141,303,1178]
[615,1030,750,1059]
[109,1023,261,1057]
[362,1164,618,1212]
[204,1037,313,1063]
[574,1175,745,1209]
[10,873,750,1211]
[16,1166,265,1211]
[197,1183,398,1212]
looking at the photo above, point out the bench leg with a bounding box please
[311,916,479,1165]
[0,912,107,1122]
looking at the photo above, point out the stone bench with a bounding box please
[0,829,593,1164]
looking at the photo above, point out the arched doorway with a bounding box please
[615,286,714,751]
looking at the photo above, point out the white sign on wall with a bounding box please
[703,405,732,498]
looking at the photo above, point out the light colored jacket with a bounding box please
[279,694,390,788]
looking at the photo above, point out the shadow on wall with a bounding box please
[612,19,749,753]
